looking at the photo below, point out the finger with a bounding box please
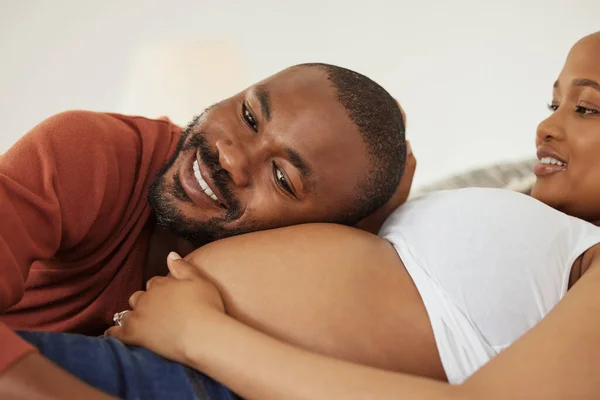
[146,275,163,290]
[105,318,131,338]
[146,275,170,291]
[122,309,134,327]
[405,141,416,168]
[105,325,139,346]
[167,252,201,280]
[402,142,417,180]
[129,290,145,309]
[404,152,416,177]
[106,312,137,339]
[104,325,121,338]
[400,160,416,194]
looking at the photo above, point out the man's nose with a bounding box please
[215,138,251,187]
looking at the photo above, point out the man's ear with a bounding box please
[355,141,416,234]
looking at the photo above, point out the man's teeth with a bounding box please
[193,160,219,202]
[539,157,566,167]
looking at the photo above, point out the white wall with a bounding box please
[1,0,598,189]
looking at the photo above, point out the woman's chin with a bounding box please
[530,183,563,210]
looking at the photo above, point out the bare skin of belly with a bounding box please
[184,223,447,381]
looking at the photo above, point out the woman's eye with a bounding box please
[274,164,293,195]
[242,103,258,131]
[575,105,599,115]
[547,103,559,112]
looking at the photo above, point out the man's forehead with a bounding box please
[244,67,352,130]
[253,67,332,97]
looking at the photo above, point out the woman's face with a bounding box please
[531,32,600,222]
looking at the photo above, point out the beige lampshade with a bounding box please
[120,41,248,127]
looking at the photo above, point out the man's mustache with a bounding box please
[185,133,243,221]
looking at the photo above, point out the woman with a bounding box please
[4,32,600,399]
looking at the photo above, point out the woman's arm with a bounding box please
[183,303,457,400]
[355,140,416,234]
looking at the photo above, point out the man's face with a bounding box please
[149,66,371,246]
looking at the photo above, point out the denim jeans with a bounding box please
[18,331,240,400]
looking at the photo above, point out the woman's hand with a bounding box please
[105,253,225,364]
[356,140,416,234]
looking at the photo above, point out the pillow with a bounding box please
[415,158,536,196]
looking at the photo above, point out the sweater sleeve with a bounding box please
[0,110,147,371]
[0,324,35,372]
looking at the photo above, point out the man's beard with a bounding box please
[148,116,256,247]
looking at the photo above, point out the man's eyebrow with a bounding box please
[253,85,271,121]
[284,147,314,190]
[572,78,600,93]
[553,80,559,89]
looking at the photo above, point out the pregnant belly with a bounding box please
[186,223,446,381]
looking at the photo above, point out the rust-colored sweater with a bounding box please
[0,111,180,372]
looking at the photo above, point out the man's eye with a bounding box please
[242,103,258,131]
[273,163,294,195]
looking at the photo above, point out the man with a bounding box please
[0,63,410,382]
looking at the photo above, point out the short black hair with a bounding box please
[298,63,406,225]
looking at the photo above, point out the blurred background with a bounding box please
[1,0,598,190]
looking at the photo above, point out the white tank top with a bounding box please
[379,188,600,383]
